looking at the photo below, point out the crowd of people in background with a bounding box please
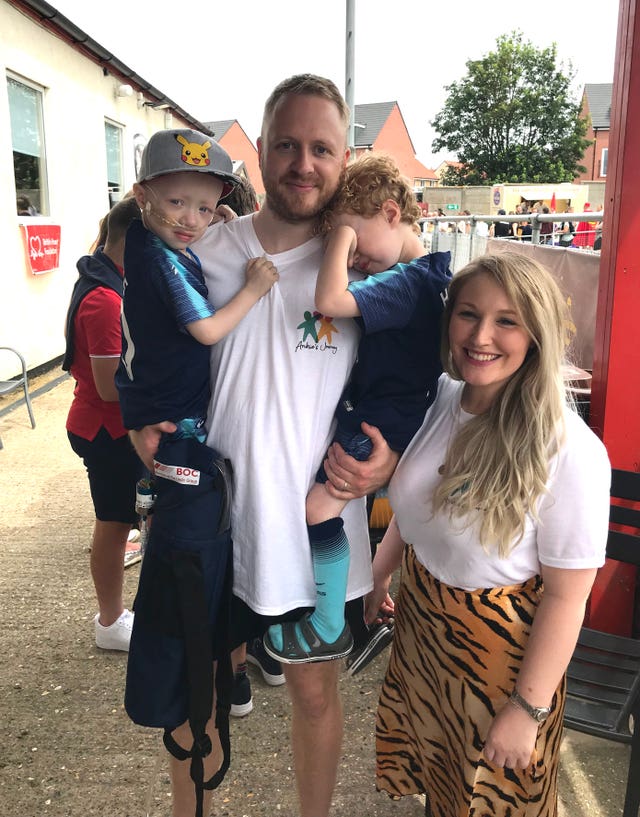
[419,200,604,249]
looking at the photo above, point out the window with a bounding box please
[7,74,48,215]
[105,120,124,206]
[601,148,608,177]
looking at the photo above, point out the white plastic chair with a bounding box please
[0,347,36,449]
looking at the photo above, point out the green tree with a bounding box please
[431,32,591,185]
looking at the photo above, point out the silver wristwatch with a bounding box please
[509,689,551,723]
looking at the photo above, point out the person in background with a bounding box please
[457,210,471,234]
[366,252,610,816]
[63,197,145,651]
[574,202,596,248]
[558,206,575,248]
[519,218,532,242]
[16,194,39,216]
[539,205,554,244]
[436,207,450,232]
[474,215,490,239]
[130,74,399,817]
[491,209,512,239]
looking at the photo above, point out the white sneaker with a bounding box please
[123,546,142,569]
[94,609,134,651]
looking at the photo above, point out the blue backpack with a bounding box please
[125,435,234,817]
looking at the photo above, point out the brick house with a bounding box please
[352,101,437,192]
[202,119,264,197]
[576,83,612,182]
[434,160,464,184]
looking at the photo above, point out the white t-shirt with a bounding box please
[389,375,611,590]
[191,215,372,615]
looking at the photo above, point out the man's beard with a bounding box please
[263,169,346,225]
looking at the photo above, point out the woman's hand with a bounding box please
[364,517,404,625]
[365,585,394,626]
[324,422,399,499]
[483,700,539,769]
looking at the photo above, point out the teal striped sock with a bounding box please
[307,517,349,643]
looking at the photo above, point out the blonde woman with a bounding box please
[366,253,610,816]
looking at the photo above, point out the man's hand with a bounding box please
[324,422,399,499]
[129,422,176,470]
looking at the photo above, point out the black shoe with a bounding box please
[230,670,253,717]
[246,637,286,686]
[345,622,394,677]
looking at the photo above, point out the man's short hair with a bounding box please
[262,74,350,137]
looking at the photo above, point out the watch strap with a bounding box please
[509,689,551,723]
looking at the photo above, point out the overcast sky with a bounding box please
[51,0,619,167]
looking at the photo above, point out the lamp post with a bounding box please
[345,0,356,156]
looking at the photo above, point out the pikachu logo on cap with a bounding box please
[176,134,211,167]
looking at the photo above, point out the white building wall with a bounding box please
[0,1,190,378]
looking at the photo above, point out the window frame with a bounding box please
[104,118,124,206]
[7,72,49,216]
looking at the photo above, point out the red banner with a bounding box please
[21,222,61,275]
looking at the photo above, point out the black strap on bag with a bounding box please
[162,549,233,817]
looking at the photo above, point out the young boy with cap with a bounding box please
[117,128,278,430]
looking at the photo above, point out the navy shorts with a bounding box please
[68,427,145,523]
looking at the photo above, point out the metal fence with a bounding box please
[421,212,604,272]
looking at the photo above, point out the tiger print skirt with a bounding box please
[375,545,565,817]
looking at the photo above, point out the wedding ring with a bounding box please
[343,481,349,491]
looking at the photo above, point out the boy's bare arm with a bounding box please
[315,225,361,318]
[186,256,278,345]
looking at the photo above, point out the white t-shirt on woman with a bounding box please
[389,375,611,590]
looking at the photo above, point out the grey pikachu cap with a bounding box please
[137,128,240,195]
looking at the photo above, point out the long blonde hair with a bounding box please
[433,253,569,556]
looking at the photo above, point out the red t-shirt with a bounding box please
[66,285,127,440]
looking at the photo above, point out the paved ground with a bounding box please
[0,369,631,817]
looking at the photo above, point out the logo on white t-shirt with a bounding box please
[295,309,339,355]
